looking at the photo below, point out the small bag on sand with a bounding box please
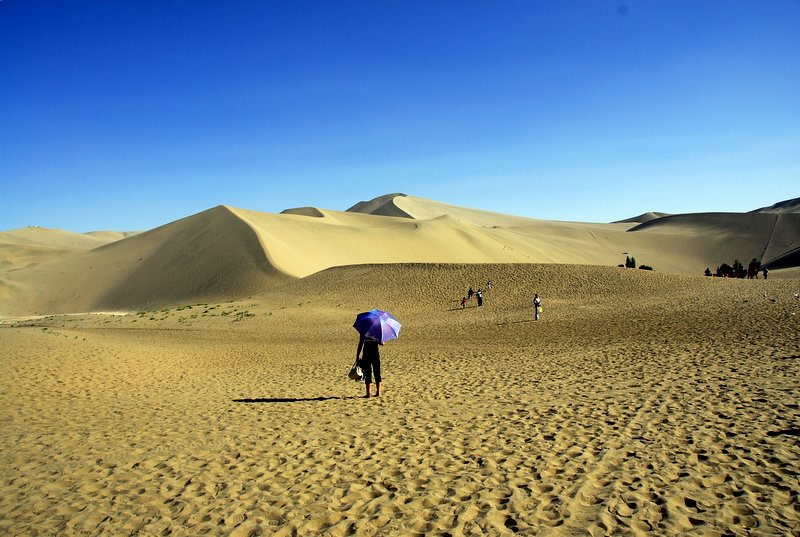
[348,363,364,381]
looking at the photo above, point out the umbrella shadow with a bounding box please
[766,428,800,437]
[233,396,356,404]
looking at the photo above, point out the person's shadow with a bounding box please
[233,396,355,403]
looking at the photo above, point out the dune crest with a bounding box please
[750,196,800,214]
[279,207,325,218]
[613,211,669,224]
[346,192,412,218]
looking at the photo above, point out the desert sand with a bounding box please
[1,195,799,535]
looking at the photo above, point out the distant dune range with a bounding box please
[0,193,797,315]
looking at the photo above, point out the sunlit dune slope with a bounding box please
[229,206,540,277]
[0,227,114,272]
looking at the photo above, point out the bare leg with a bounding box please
[375,382,381,397]
[364,382,371,398]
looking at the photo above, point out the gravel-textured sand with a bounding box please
[2,264,798,535]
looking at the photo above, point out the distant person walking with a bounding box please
[356,334,381,398]
[763,267,769,280]
[534,293,542,320]
[476,289,483,307]
[467,287,474,301]
[460,296,467,309]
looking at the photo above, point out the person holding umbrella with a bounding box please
[353,309,401,399]
[356,333,382,398]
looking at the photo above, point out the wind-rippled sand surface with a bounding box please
[2,265,799,536]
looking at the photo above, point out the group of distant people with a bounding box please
[461,281,492,308]
[459,280,543,320]
[705,258,769,279]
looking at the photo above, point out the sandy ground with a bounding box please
[1,264,799,536]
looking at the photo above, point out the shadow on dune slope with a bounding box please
[3,206,290,314]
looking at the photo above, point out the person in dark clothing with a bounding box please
[476,289,483,306]
[356,334,382,398]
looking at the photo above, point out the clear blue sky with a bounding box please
[2,1,798,232]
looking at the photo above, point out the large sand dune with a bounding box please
[1,207,289,315]
[0,194,797,316]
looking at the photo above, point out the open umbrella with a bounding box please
[353,309,401,344]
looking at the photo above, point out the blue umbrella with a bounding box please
[353,309,401,344]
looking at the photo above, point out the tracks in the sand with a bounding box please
[552,354,683,536]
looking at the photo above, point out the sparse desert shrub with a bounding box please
[625,256,652,270]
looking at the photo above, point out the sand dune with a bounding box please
[347,192,413,218]
[0,227,117,272]
[1,207,289,315]
[1,194,798,316]
[629,212,800,268]
[0,227,134,309]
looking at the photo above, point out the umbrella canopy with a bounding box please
[353,309,401,344]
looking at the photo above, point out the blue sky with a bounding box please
[2,1,798,232]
